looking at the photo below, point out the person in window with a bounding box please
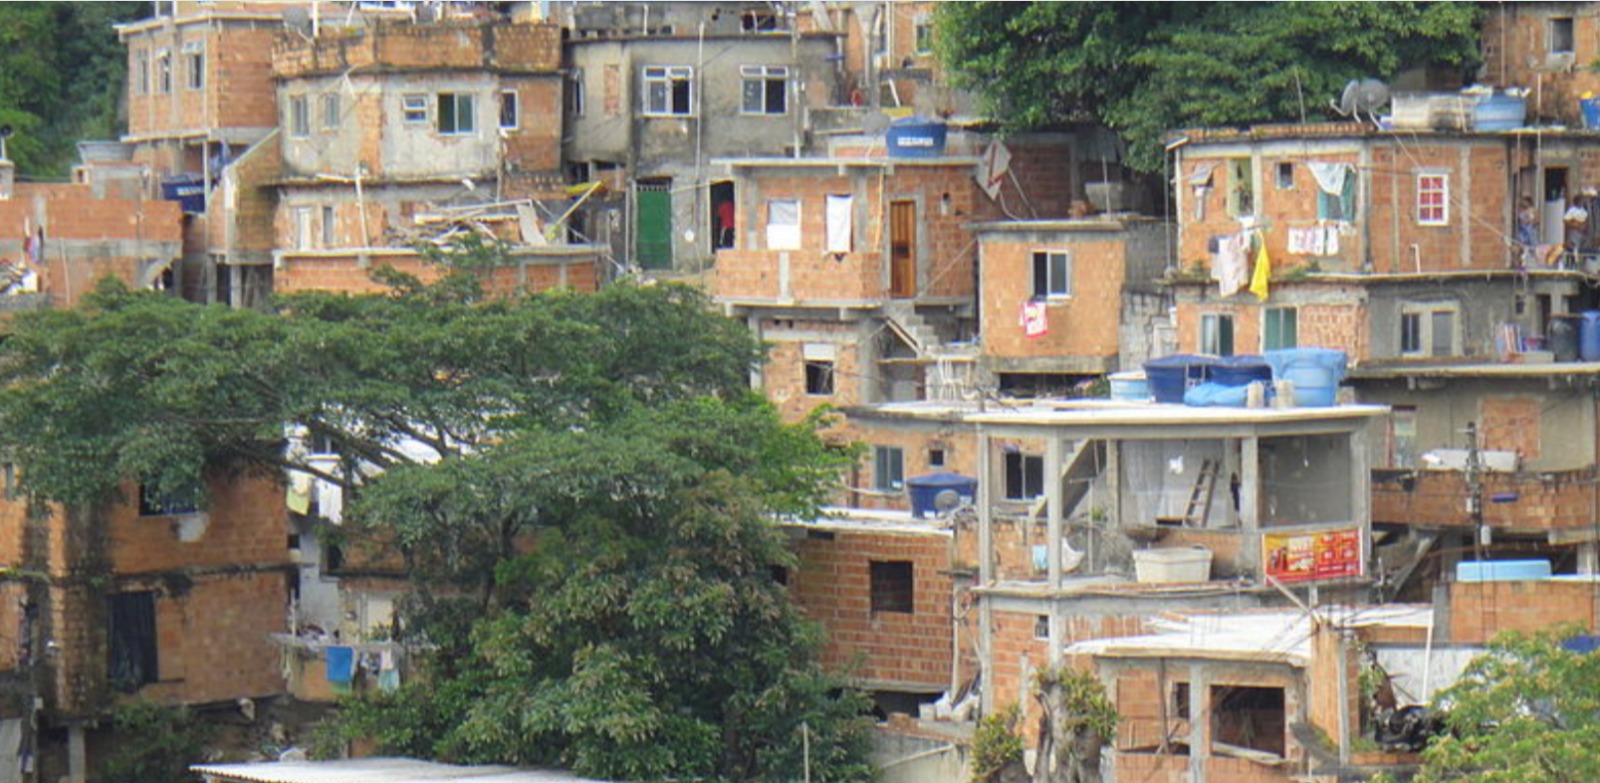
[1516,197,1538,246]
[715,199,736,249]
[1564,204,1590,268]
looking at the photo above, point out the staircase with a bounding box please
[882,301,981,400]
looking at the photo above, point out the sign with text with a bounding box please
[1263,526,1363,583]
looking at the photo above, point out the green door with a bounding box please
[636,182,672,270]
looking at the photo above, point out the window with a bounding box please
[402,94,428,123]
[289,95,310,138]
[914,18,934,55]
[185,45,204,90]
[1317,171,1356,221]
[1417,172,1448,225]
[1034,615,1050,639]
[567,69,585,116]
[135,49,149,95]
[1400,304,1458,357]
[1211,686,1286,757]
[138,484,199,517]
[873,446,904,491]
[1003,452,1043,501]
[1031,250,1072,299]
[766,199,801,250]
[321,205,336,247]
[1275,161,1293,190]
[294,207,313,251]
[928,448,946,468]
[107,591,158,692]
[1263,307,1298,351]
[156,49,171,94]
[803,343,836,396]
[643,66,693,116]
[825,194,852,253]
[499,89,519,129]
[321,93,340,130]
[740,65,788,114]
[437,92,476,134]
[1389,406,1417,468]
[1550,17,1575,55]
[741,10,778,31]
[869,561,914,613]
[1201,313,1235,356]
[1227,158,1254,218]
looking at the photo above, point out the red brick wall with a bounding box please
[1173,286,1368,359]
[979,236,1124,361]
[125,20,279,139]
[105,475,289,575]
[0,184,184,309]
[763,324,871,423]
[1451,579,1598,643]
[1372,468,1594,531]
[1480,396,1542,461]
[273,22,562,78]
[276,252,598,296]
[1482,5,1600,127]
[790,528,954,691]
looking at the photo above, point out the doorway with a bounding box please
[710,180,735,250]
[890,199,916,298]
[636,178,672,270]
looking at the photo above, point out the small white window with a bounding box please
[156,49,172,94]
[321,205,335,247]
[322,93,340,130]
[740,65,788,114]
[402,94,428,123]
[184,42,204,90]
[766,199,800,250]
[289,95,310,138]
[643,65,693,116]
[1201,313,1235,356]
[135,50,150,95]
[294,207,313,250]
[1400,303,1458,357]
[567,69,586,116]
[1031,250,1071,298]
[1549,17,1575,55]
[1416,172,1448,226]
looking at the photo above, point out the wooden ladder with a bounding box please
[1182,458,1218,526]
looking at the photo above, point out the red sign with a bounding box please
[1263,527,1362,583]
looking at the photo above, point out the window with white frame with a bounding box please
[873,446,904,491]
[1388,406,1417,468]
[1227,158,1254,218]
[401,94,428,123]
[803,342,835,396]
[643,65,693,116]
[914,16,934,54]
[156,49,172,94]
[1399,303,1458,357]
[135,49,149,95]
[437,93,476,135]
[766,199,801,250]
[321,205,336,247]
[1549,16,1575,55]
[294,207,313,250]
[740,65,788,114]
[1416,172,1448,225]
[1201,313,1235,356]
[1263,307,1298,351]
[289,95,310,138]
[1031,250,1071,299]
[567,69,585,116]
[184,42,204,90]
[321,93,340,130]
[499,89,519,129]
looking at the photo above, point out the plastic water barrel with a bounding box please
[1210,355,1274,387]
[885,117,948,158]
[1581,311,1600,361]
[1473,94,1527,131]
[1550,315,1581,362]
[1108,371,1150,401]
[1265,348,1348,407]
[1144,355,1214,404]
[1583,98,1600,130]
[905,473,978,519]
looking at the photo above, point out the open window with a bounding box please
[107,591,158,692]
[869,560,914,613]
[1210,685,1286,759]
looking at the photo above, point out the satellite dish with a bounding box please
[862,111,891,135]
[1334,78,1391,119]
[933,489,964,513]
[282,6,313,36]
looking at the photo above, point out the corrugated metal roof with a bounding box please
[191,759,610,783]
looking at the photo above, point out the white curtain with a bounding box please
[825,194,853,253]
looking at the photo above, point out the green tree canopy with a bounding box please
[935,2,1483,173]
[0,257,873,781]
[1406,627,1600,783]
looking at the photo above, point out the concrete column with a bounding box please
[977,427,995,714]
[1240,435,1261,576]
[68,723,86,783]
[1188,663,1209,783]
[1046,436,1064,590]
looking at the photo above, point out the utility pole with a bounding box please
[1464,421,1486,550]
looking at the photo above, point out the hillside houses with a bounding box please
[1,2,1600,783]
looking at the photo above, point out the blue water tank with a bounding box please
[1583,98,1600,130]
[1456,559,1551,582]
[1581,311,1600,361]
[1210,355,1274,387]
[1473,94,1527,131]
[905,473,978,518]
[1265,348,1349,407]
[885,117,948,158]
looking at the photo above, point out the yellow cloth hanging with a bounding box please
[1249,234,1271,302]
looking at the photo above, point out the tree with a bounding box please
[0,256,874,781]
[1402,627,1600,783]
[935,3,1483,173]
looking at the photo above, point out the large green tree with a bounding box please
[935,2,1483,173]
[0,254,872,781]
[1401,628,1600,783]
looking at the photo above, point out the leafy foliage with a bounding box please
[101,701,216,783]
[1405,627,1600,783]
[971,704,1024,783]
[935,2,1483,172]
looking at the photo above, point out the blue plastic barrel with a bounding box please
[885,117,948,158]
[905,473,978,519]
[1582,311,1600,361]
[1474,94,1527,131]
[1144,355,1215,404]
[1265,348,1348,407]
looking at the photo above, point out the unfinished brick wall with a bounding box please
[0,185,184,309]
[790,527,955,692]
[124,17,280,139]
[979,233,1127,363]
[1172,285,1369,359]
[845,420,978,513]
[1372,467,1594,532]
[276,251,598,296]
[1450,579,1598,643]
[1482,5,1600,127]
[762,322,871,423]
[273,22,562,78]
[1479,396,1542,462]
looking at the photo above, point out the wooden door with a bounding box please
[890,199,916,298]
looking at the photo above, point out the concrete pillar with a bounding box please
[977,427,994,714]
[1240,435,1261,576]
[68,723,86,783]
